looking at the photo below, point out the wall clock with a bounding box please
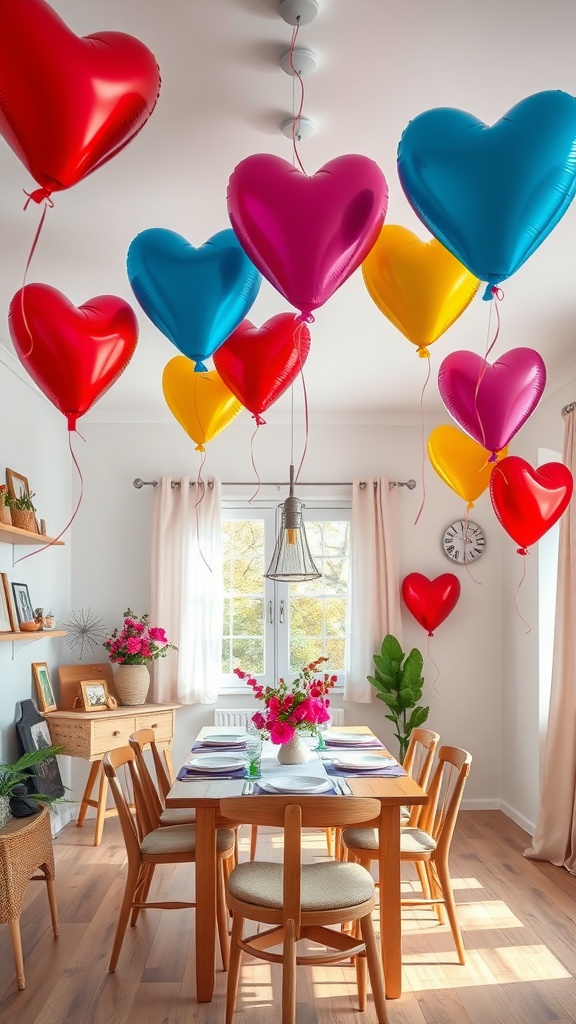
[442,520,485,563]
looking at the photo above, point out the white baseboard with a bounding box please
[500,800,535,837]
[51,803,73,836]
[461,797,500,811]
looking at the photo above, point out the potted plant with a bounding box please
[367,634,429,761]
[0,744,64,828]
[7,490,37,532]
[0,485,11,526]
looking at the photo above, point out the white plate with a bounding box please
[201,733,247,747]
[325,731,380,746]
[187,754,245,772]
[333,754,397,770]
[260,775,333,794]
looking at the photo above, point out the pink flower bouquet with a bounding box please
[104,609,177,665]
[234,657,336,744]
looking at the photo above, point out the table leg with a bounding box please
[77,759,101,828]
[195,806,217,1002]
[378,805,402,998]
[8,918,25,990]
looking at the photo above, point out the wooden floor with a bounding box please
[0,810,575,1024]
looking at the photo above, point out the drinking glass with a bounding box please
[315,701,332,751]
[244,725,263,779]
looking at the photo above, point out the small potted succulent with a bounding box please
[7,490,37,532]
[0,485,11,526]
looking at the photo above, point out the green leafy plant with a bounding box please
[368,634,429,762]
[0,745,64,804]
[7,490,36,512]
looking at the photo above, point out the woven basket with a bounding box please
[114,664,150,705]
[10,509,36,532]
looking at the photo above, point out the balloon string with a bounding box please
[288,23,306,174]
[463,505,482,585]
[473,287,504,454]
[515,553,531,634]
[426,634,440,699]
[15,429,84,564]
[248,422,262,503]
[294,322,309,484]
[18,198,52,359]
[194,450,212,574]
[413,355,431,525]
[484,286,504,362]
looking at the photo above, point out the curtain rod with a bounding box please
[562,401,576,416]
[133,477,416,490]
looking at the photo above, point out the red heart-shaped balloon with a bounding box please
[401,572,461,636]
[489,455,573,552]
[9,284,139,429]
[213,314,311,422]
[228,154,388,316]
[0,0,160,193]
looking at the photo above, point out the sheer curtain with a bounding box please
[150,477,223,705]
[345,477,402,702]
[525,405,576,872]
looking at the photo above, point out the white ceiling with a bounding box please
[2,0,576,424]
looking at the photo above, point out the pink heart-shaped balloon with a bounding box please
[213,314,310,421]
[438,347,546,455]
[401,572,461,636]
[489,455,573,552]
[227,154,388,317]
[9,284,138,429]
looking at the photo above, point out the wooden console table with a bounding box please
[46,703,179,845]
[0,804,58,990]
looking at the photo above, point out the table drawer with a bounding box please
[92,716,136,755]
[135,710,174,743]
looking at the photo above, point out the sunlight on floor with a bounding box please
[403,946,570,991]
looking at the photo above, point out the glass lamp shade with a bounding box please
[265,494,321,582]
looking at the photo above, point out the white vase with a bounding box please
[277,732,312,765]
[114,664,150,706]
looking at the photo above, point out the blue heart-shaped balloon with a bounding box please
[397,90,576,294]
[127,228,261,371]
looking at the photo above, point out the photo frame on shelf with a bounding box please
[79,679,109,712]
[0,573,16,632]
[11,582,35,627]
[6,468,31,501]
[32,662,57,713]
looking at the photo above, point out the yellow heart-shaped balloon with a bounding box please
[362,225,479,356]
[428,424,508,507]
[162,356,243,451]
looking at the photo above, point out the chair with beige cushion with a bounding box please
[401,726,440,826]
[220,795,389,1024]
[129,728,196,827]
[342,745,472,964]
[103,747,235,972]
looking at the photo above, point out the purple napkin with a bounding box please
[325,737,384,749]
[177,765,246,781]
[191,740,246,752]
[324,762,407,779]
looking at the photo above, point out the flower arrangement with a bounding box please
[234,657,337,745]
[103,609,177,665]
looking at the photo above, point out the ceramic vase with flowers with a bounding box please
[103,609,177,706]
[234,657,337,764]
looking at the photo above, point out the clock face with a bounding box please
[442,520,485,563]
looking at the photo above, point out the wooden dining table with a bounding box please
[165,724,427,1003]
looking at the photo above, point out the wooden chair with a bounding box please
[220,795,389,1024]
[129,728,196,827]
[103,747,235,972]
[342,745,472,964]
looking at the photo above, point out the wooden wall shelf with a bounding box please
[0,522,64,546]
[0,630,67,644]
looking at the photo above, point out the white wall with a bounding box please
[70,412,505,812]
[0,352,73,827]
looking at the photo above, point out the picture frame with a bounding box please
[79,679,109,711]
[11,581,35,626]
[0,573,16,632]
[15,699,65,800]
[32,662,57,713]
[6,468,30,501]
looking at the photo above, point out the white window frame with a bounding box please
[220,496,351,695]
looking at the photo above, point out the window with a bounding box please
[221,499,350,691]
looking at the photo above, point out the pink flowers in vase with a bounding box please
[104,609,177,665]
[234,657,337,745]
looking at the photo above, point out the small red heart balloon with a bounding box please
[489,455,573,552]
[9,284,139,429]
[213,314,311,422]
[401,572,461,636]
[0,0,160,194]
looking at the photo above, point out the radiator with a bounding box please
[214,707,345,727]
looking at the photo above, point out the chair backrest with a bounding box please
[418,745,472,854]
[129,729,171,824]
[103,747,154,857]
[220,795,381,935]
[402,727,440,826]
